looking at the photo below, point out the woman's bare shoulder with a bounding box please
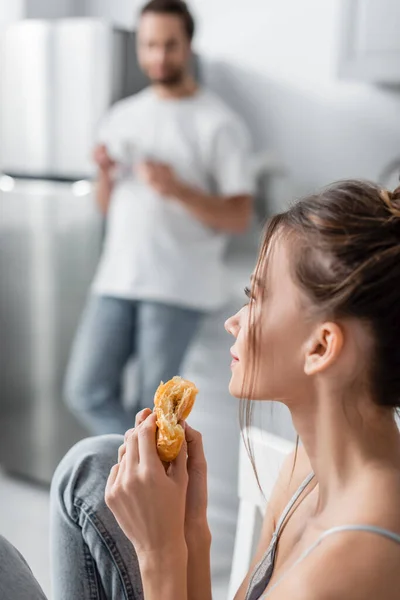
[266,529,400,599]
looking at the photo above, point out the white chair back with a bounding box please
[228,427,295,600]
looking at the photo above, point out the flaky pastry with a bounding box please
[154,376,198,462]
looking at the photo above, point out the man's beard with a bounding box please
[150,69,185,87]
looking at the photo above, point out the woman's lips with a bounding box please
[230,349,239,367]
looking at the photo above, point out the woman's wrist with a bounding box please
[186,522,212,600]
[185,516,212,546]
[138,539,188,571]
[138,542,188,600]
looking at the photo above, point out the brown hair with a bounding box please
[241,180,400,484]
[141,0,195,41]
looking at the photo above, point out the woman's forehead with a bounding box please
[254,233,290,286]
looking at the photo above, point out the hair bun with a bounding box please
[392,185,400,203]
[380,187,400,218]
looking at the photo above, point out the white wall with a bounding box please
[106,0,400,194]
[190,0,400,199]
[185,0,400,459]
[0,1,25,30]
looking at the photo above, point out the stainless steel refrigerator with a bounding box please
[0,18,148,484]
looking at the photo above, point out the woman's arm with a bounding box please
[105,415,190,600]
[139,545,188,600]
[186,522,212,600]
[183,424,213,600]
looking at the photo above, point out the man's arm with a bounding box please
[96,169,114,215]
[93,144,115,215]
[174,183,253,233]
[137,161,253,233]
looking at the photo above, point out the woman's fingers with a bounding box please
[119,409,153,461]
[170,434,188,483]
[124,427,140,467]
[123,413,159,470]
[124,429,134,442]
[108,463,119,485]
[122,408,152,444]
[134,408,152,429]
[135,413,162,470]
[105,463,120,507]
[185,423,207,469]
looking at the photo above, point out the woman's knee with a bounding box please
[51,435,123,514]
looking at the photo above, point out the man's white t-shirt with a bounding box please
[92,87,254,311]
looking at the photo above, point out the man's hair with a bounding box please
[141,0,195,41]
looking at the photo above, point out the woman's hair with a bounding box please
[141,0,195,41]
[241,180,400,483]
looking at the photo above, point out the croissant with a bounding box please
[154,376,198,462]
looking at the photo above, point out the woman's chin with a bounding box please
[228,378,242,398]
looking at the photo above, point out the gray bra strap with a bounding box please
[262,524,400,598]
[246,471,315,595]
[274,471,315,537]
[268,471,315,564]
[319,525,400,546]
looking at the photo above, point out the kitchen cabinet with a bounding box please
[81,0,138,29]
[338,0,400,83]
[25,0,76,18]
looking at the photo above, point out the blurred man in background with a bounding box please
[64,0,254,435]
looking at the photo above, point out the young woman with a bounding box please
[2,179,400,599]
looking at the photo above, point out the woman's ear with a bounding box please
[304,322,343,376]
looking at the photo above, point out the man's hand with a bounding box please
[137,158,252,232]
[93,144,116,173]
[137,160,181,197]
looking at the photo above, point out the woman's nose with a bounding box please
[225,312,240,337]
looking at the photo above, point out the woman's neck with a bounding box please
[289,384,400,512]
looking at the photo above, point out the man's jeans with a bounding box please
[64,295,203,434]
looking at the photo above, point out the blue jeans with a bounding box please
[0,435,142,599]
[50,435,142,599]
[0,537,47,599]
[64,295,203,435]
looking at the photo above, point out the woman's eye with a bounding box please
[244,286,254,303]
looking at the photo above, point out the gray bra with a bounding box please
[244,472,400,600]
